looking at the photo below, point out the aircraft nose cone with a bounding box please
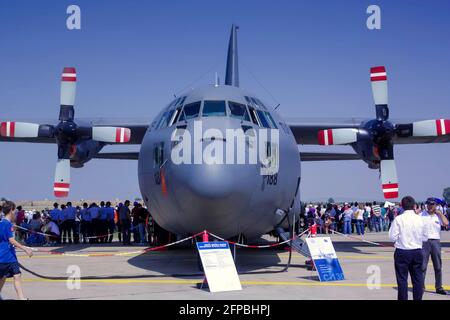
[186,164,236,199]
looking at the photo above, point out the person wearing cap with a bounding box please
[389,196,427,300]
[421,198,449,295]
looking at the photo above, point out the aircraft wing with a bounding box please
[287,117,450,145]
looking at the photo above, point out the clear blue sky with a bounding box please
[0,0,449,201]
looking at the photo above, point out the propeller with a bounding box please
[1,67,132,198]
[317,66,433,199]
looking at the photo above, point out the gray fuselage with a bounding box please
[138,85,301,239]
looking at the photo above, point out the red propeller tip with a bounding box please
[318,129,333,145]
[115,128,131,143]
[370,66,387,82]
[54,183,70,198]
[62,67,77,82]
[0,121,15,137]
[382,183,398,199]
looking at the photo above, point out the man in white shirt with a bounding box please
[389,196,426,300]
[421,198,449,295]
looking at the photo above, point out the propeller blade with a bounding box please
[0,121,39,138]
[54,159,71,198]
[92,127,131,143]
[380,159,399,199]
[318,128,358,145]
[370,66,389,120]
[412,119,450,137]
[60,67,77,121]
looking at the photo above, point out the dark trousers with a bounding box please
[107,220,115,243]
[81,221,92,243]
[121,220,131,245]
[62,220,78,243]
[394,248,424,300]
[98,219,108,243]
[422,239,443,290]
[91,219,99,243]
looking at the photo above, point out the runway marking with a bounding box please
[9,278,450,290]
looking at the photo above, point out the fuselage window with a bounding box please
[179,101,201,121]
[153,142,164,168]
[256,110,271,128]
[264,112,278,129]
[248,106,260,126]
[202,100,227,117]
[228,101,250,121]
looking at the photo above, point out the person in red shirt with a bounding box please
[15,206,26,241]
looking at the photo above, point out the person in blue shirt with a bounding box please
[98,201,108,243]
[49,203,62,244]
[105,202,116,243]
[80,203,91,244]
[0,201,33,300]
[88,203,100,243]
[66,202,79,244]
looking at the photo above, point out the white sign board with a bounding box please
[196,241,242,293]
[305,237,345,282]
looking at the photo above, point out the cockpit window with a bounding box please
[228,101,250,122]
[202,100,226,117]
[179,101,201,121]
[157,109,176,129]
[248,106,260,126]
[169,107,182,126]
[256,110,271,128]
[264,112,278,129]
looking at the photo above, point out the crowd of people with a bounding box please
[1,200,163,247]
[301,200,450,235]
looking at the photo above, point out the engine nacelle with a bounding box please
[70,140,104,168]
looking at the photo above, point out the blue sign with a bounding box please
[196,241,229,250]
[313,258,345,282]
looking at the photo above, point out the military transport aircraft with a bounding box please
[1,25,449,239]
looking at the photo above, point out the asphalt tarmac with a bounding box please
[2,232,450,300]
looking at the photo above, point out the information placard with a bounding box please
[305,237,345,282]
[196,241,242,293]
